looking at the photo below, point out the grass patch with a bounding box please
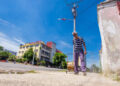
[27,70,37,73]
[113,74,120,82]
[57,69,67,72]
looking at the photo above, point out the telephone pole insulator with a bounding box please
[72,4,77,18]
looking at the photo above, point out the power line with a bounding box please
[76,0,101,30]
[64,0,82,7]
[77,0,100,17]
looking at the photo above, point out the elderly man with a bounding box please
[73,32,87,75]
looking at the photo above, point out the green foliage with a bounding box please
[61,61,67,69]
[0,46,3,51]
[16,58,22,63]
[7,54,16,61]
[34,58,40,65]
[53,53,67,69]
[0,46,16,61]
[39,46,42,50]
[0,51,9,60]
[113,74,120,82]
[40,60,46,66]
[16,58,27,63]
[23,48,34,62]
[86,68,90,72]
[27,70,37,73]
[37,62,41,65]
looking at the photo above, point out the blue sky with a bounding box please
[0,0,104,67]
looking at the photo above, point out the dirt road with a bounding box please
[0,71,120,86]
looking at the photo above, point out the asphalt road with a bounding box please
[0,62,63,72]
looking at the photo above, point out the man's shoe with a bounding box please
[74,72,79,75]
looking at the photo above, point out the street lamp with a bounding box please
[32,44,37,65]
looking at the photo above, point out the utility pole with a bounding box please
[59,0,81,62]
[32,44,36,65]
[72,3,78,33]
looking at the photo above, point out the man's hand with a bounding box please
[84,51,87,55]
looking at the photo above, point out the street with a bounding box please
[0,71,120,86]
[0,62,62,72]
[0,62,120,86]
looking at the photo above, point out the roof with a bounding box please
[20,41,44,47]
[98,0,116,10]
[20,41,52,49]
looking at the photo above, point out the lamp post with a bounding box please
[32,44,36,65]
[72,3,78,33]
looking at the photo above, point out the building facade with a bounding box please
[17,41,51,62]
[46,42,56,62]
[98,0,120,74]
[17,41,62,63]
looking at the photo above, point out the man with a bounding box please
[73,32,87,75]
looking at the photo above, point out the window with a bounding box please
[30,45,33,47]
[42,50,44,54]
[26,46,29,48]
[42,45,45,48]
[36,44,39,47]
[34,49,38,52]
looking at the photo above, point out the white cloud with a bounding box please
[58,40,72,49]
[0,32,6,37]
[14,38,25,44]
[0,18,16,28]
[0,32,24,52]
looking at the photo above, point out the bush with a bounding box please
[40,60,46,66]
[53,53,67,68]
[7,55,16,61]
[16,59,22,63]
[0,51,9,60]
[61,61,67,69]
[16,59,21,63]
[37,62,41,66]
[22,58,28,62]
[16,58,28,63]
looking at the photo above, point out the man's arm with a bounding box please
[82,39,87,55]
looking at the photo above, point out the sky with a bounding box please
[0,0,105,67]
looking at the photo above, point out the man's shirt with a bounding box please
[73,37,85,52]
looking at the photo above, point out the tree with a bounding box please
[0,46,16,61]
[0,51,9,60]
[53,53,67,69]
[0,46,3,51]
[7,53,16,61]
[61,61,67,69]
[23,48,34,63]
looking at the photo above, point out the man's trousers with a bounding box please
[74,50,86,73]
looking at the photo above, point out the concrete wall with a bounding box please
[98,1,120,74]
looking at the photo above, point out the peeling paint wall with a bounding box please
[98,2,120,74]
